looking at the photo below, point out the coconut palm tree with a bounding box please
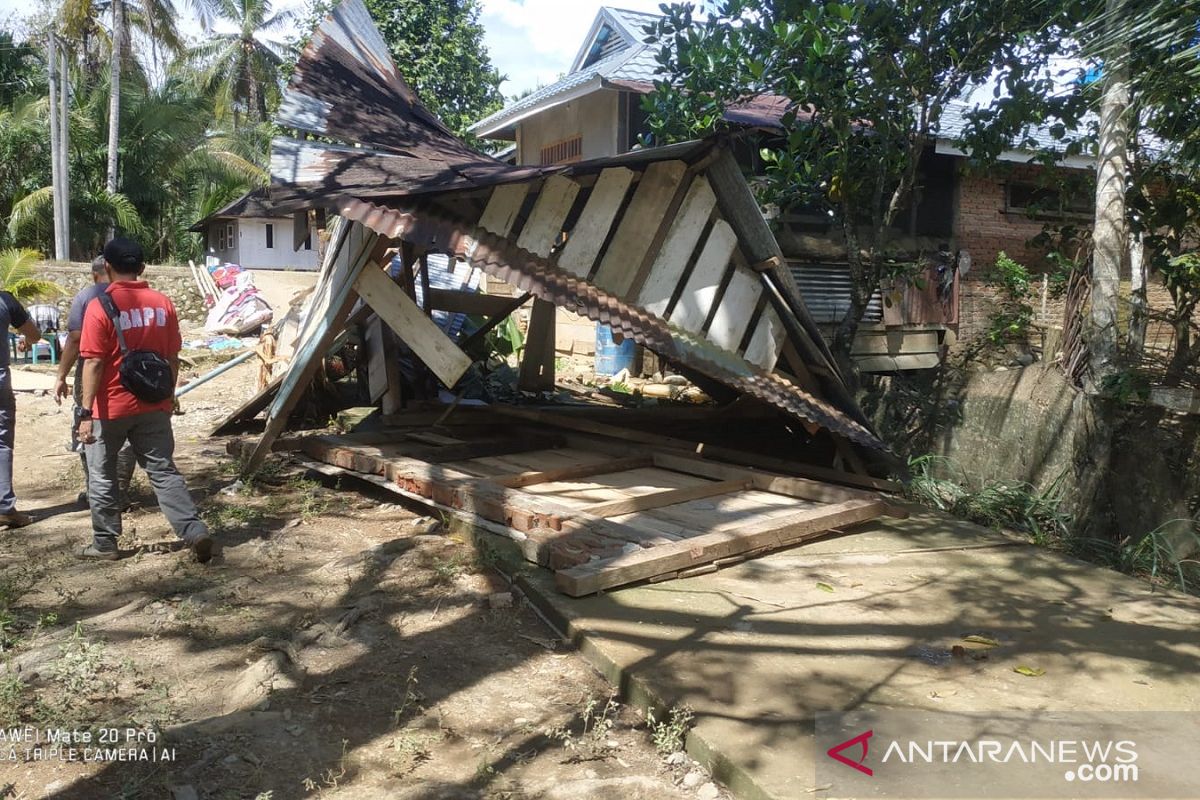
[0,249,65,303]
[188,0,295,127]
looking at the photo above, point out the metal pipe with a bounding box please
[175,349,257,398]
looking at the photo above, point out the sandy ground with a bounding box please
[0,354,723,800]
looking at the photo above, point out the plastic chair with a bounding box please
[29,336,57,365]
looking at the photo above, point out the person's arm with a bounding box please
[54,330,82,406]
[168,354,180,386]
[76,358,104,444]
[16,319,40,346]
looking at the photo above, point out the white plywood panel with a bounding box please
[667,219,737,333]
[557,167,635,277]
[517,175,580,257]
[592,160,688,297]
[708,270,762,351]
[636,176,717,317]
[744,307,785,370]
[478,182,529,237]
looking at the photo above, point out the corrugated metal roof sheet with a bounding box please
[337,197,886,451]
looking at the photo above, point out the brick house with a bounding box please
[471,7,1103,368]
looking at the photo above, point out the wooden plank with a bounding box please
[517,175,580,257]
[426,288,524,316]
[592,160,688,297]
[581,478,749,518]
[518,298,557,392]
[489,406,902,493]
[648,451,900,513]
[556,499,886,596]
[407,435,566,464]
[492,456,654,489]
[743,307,785,370]
[209,375,281,436]
[558,167,635,278]
[478,182,529,237]
[353,264,473,388]
[669,218,737,333]
[707,268,763,351]
[243,220,377,475]
[365,316,402,414]
[636,176,718,316]
[850,330,940,356]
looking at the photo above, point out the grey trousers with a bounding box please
[85,411,208,549]
[73,369,134,495]
[0,368,15,513]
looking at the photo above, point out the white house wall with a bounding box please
[208,217,320,270]
[517,90,620,165]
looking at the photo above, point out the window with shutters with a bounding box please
[540,136,583,165]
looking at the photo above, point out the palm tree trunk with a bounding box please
[105,0,123,237]
[1089,0,1131,389]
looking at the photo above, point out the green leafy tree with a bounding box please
[188,0,295,127]
[296,0,504,138]
[644,0,1089,372]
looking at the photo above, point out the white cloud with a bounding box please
[479,0,664,98]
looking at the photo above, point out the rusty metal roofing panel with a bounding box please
[336,198,885,451]
[278,0,508,167]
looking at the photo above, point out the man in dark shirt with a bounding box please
[0,291,43,528]
[54,257,135,506]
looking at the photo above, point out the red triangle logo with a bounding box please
[826,729,874,776]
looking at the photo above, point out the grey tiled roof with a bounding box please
[605,7,663,40]
[471,7,664,135]
[935,101,1096,156]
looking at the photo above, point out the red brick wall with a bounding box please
[955,165,1061,272]
[953,164,1090,348]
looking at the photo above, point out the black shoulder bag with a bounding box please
[96,293,176,404]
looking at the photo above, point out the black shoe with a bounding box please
[190,534,214,564]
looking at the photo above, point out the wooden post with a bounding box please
[518,299,557,392]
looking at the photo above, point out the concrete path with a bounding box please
[521,505,1200,800]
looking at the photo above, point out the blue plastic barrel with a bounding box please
[594,324,638,376]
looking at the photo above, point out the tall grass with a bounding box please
[906,455,1198,595]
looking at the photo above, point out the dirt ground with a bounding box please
[0,354,724,800]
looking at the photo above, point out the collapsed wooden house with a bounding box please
[225,0,904,595]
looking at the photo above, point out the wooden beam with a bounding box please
[458,292,533,351]
[426,288,527,316]
[555,499,887,595]
[581,478,749,518]
[353,263,473,388]
[492,456,654,488]
[518,298,557,392]
[365,315,403,414]
[243,219,377,476]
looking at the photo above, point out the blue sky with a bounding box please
[0,0,668,99]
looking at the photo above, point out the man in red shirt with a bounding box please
[76,238,213,562]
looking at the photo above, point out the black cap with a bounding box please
[103,237,145,273]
